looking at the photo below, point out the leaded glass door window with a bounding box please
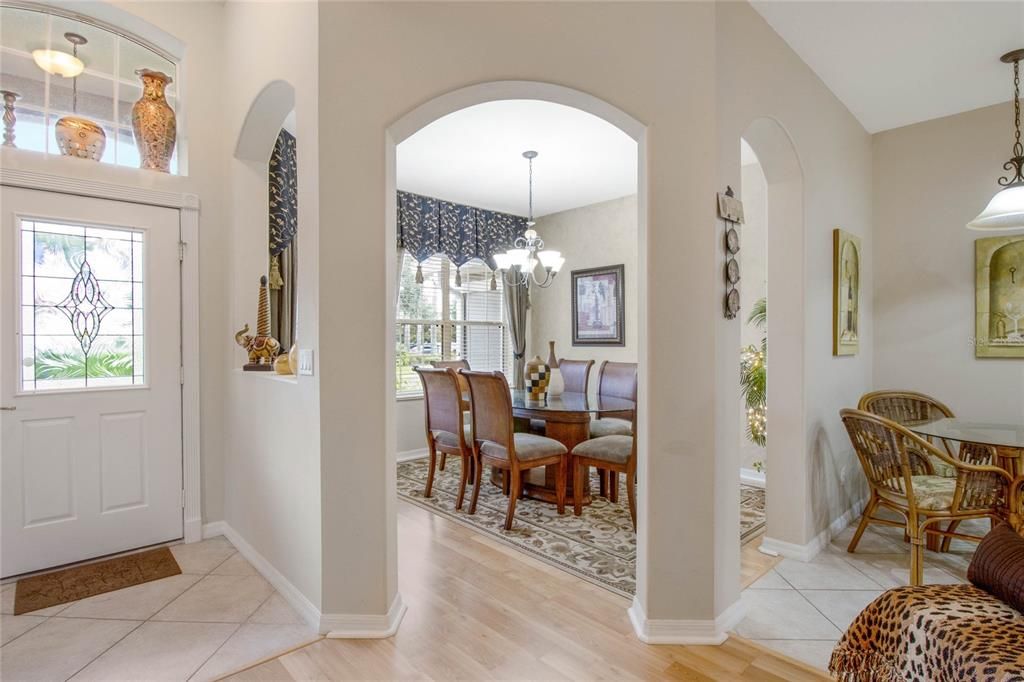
[20,219,144,391]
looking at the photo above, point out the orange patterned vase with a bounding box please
[131,69,176,172]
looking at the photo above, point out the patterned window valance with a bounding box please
[269,129,298,256]
[397,191,527,282]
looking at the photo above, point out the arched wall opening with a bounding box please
[384,80,650,620]
[738,117,807,553]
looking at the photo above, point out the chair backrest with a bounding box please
[415,367,465,447]
[462,370,514,456]
[858,390,954,425]
[841,408,919,501]
[431,359,471,395]
[558,358,594,394]
[597,361,637,402]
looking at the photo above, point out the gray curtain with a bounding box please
[503,281,529,389]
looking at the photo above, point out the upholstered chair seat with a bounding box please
[480,433,567,462]
[433,423,473,449]
[877,475,957,511]
[572,435,633,465]
[589,417,632,439]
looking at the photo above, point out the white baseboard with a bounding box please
[740,468,765,489]
[628,597,744,645]
[759,496,867,562]
[322,592,407,639]
[201,521,321,631]
[397,448,428,462]
[201,521,406,638]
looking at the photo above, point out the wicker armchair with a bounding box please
[841,409,1013,585]
[858,390,996,477]
[1012,475,1024,535]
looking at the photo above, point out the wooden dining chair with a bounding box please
[590,361,637,499]
[841,408,1012,585]
[571,413,637,530]
[415,367,474,511]
[430,359,471,470]
[462,370,568,529]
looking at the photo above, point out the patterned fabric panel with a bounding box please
[268,129,297,256]
[438,201,477,267]
[830,584,1024,682]
[877,475,956,511]
[396,191,526,267]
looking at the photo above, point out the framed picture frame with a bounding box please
[832,228,861,356]
[571,265,625,346]
[975,235,1024,358]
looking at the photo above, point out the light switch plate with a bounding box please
[298,349,314,376]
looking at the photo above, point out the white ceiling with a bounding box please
[397,100,637,218]
[751,1,1024,133]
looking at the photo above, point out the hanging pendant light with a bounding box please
[494,151,565,288]
[968,49,1024,231]
[50,32,106,161]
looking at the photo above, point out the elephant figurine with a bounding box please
[236,275,281,371]
[235,323,281,370]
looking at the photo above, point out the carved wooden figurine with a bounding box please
[235,275,281,371]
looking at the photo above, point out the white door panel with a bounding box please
[1,187,182,577]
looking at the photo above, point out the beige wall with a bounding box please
[874,103,1024,424]
[220,2,323,610]
[317,1,724,624]
[530,195,639,378]
[715,1,873,553]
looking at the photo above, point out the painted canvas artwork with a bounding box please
[571,265,624,346]
[833,229,860,356]
[975,235,1024,358]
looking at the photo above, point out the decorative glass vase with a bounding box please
[131,69,176,172]
[546,340,564,397]
[524,355,550,403]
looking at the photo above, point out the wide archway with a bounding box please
[383,80,651,633]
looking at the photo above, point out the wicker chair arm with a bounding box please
[1011,476,1024,534]
[903,429,1012,512]
[905,429,1012,479]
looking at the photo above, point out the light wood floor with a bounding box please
[228,501,822,681]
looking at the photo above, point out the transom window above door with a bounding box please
[19,219,145,392]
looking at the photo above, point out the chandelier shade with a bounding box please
[967,184,1024,231]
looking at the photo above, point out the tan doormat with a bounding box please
[14,547,181,615]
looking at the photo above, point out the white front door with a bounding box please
[1,187,183,577]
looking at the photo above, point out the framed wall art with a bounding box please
[571,265,625,346]
[833,228,861,356]
[975,235,1024,358]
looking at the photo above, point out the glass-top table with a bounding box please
[907,418,1024,475]
[509,390,635,416]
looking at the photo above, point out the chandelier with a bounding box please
[493,151,565,288]
[968,49,1024,231]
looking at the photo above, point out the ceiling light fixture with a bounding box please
[32,32,86,78]
[494,151,565,289]
[968,49,1024,231]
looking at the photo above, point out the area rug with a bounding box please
[14,547,181,615]
[397,458,767,597]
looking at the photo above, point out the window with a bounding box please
[395,252,509,397]
[0,5,179,172]
[20,219,144,392]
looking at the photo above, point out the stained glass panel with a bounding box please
[19,220,145,392]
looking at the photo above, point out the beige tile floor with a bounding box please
[737,514,983,671]
[0,537,319,681]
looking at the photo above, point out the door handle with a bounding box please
[0,406,15,411]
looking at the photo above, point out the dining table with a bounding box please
[907,418,1024,476]
[488,390,636,506]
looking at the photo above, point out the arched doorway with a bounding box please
[738,118,806,558]
[384,81,649,629]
